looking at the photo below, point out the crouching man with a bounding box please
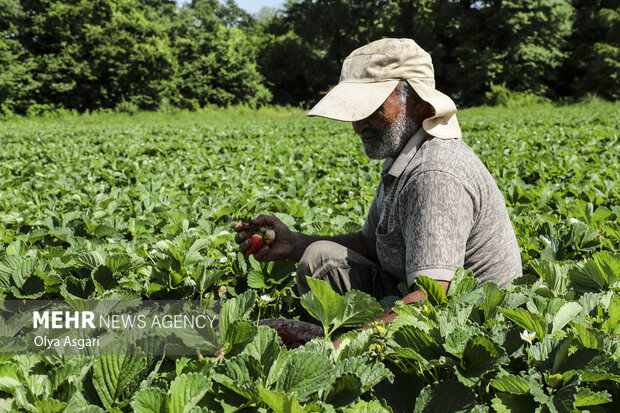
[235,38,522,324]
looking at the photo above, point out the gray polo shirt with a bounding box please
[361,128,522,288]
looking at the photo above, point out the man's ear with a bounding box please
[408,92,435,126]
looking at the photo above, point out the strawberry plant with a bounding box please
[0,103,617,411]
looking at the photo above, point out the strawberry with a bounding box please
[246,233,264,254]
[236,222,276,255]
[260,226,276,245]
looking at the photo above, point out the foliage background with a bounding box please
[0,103,618,411]
[0,0,618,115]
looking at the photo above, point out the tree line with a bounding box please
[0,0,617,115]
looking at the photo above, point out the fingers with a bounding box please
[233,221,252,232]
[252,245,271,262]
[238,237,253,254]
[234,229,253,244]
[233,216,285,259]
[251,214,270,227]
[251,214,283,228]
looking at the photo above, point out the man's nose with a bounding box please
[352,118,370,134]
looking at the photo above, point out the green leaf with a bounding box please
[274,213,296,229]
[324,373,362,408]
[257,386,305,413]
[563,348,619,374]
[530,260,569,296]
[457,336,504,386]
[390,325,443,362]
[212,354,261,402]
[338,290,384,328]
[569,251,620,293]
[130,388,167,413]
[92,265,116,294]
[480,282,505,320]
[11,275,45,299]
[92,352,147,409]
[490,374,530,394]
[444,326,478,356]
[573,388,612,407]
[491,394,538,413]
[74,407,106,413]
[571,324,605,350]
[301,277,382,337]
[500,308,547,339]
[345,400,392,413]
[269,350,334,400]
[0,362,20,394]
[75,251,106,270]
[26,373,51,398]
[219,289,256,337]
[551,302,582,333]
[334,356,392,393]
[224,320,257,353]
[372,372,423,413]
[94,225,117,238]
[300,277,344,333]
[105,254,144,273]
[549,375,579,413]
[243,326,281,376]
[186,239,210,258]
[413,381,477,413]
[447,268,478,297]
[335,329,375,361]
[168,373,211,413]
[602,293,620,334]
[247,271,268,289]
[415,276,448,306]
[562,369,620,384]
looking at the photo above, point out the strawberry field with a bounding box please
[0,103,619,412]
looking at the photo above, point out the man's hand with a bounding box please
[234,215,299,262]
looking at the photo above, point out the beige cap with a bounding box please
[307,38,461,139]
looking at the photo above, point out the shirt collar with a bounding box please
[385,128,429,178]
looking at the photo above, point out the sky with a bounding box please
[234,0,286,15]
[177,1,287,15]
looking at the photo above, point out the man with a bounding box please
[235,38,522,322]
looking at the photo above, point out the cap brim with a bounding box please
[307,80,399,122]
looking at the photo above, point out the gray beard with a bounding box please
[360,111,419,160]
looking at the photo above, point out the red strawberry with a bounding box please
[246,234,264,254]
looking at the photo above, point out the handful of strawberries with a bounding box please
[234,222,276,254]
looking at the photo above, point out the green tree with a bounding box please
[0,0,38,114]
[560,0,619,100]
[403,0,574,104]
[260,0,577,106]
[259,0,395,105]
[172,0,271,107]
[257,30,327,105]
[15,0,177,111]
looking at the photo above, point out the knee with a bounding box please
[296,241,342,294]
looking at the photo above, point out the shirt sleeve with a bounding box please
[398,171,475,287]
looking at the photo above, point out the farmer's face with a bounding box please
[352,84,419,160]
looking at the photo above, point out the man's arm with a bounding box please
[234,215,377,263]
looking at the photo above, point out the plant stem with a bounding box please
[256,306,262,327]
